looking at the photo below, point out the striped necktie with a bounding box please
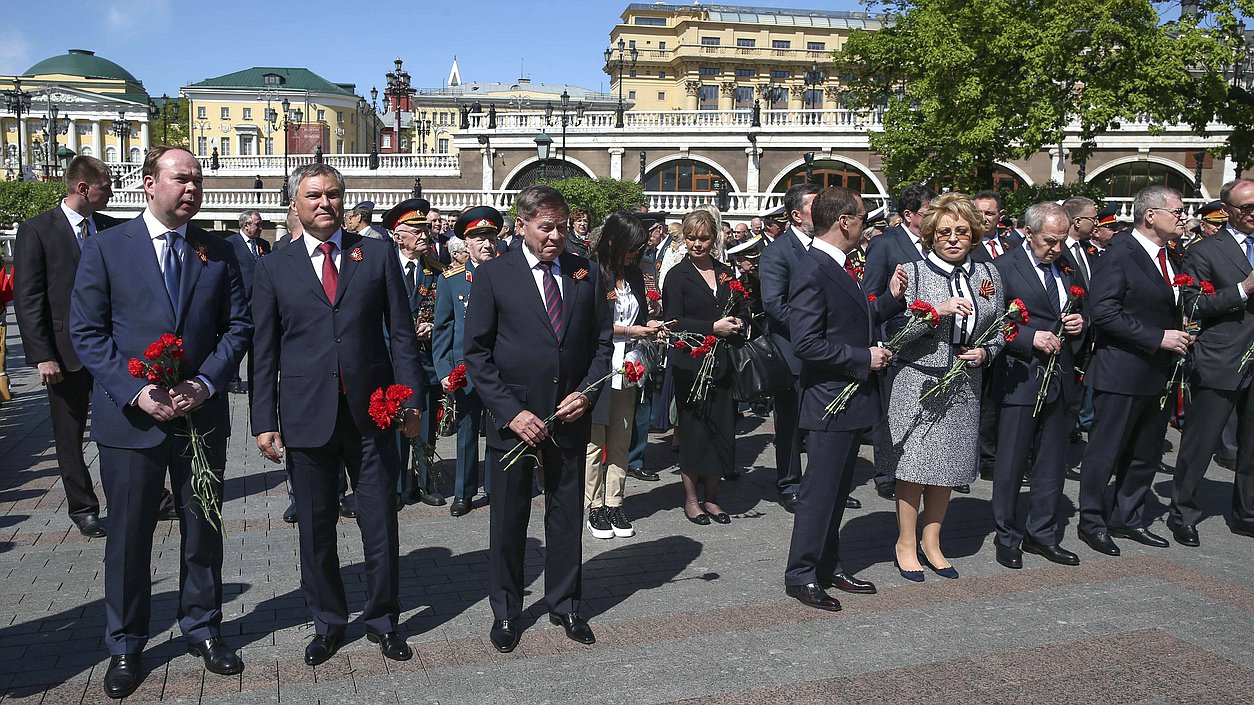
[539,261,564,337]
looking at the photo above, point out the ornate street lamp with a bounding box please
[604,38,638,128]
[149,94,179,145]
[57,146,75,173]
[534,131,553,182]
[111,110,129,165]
[639,150,647,184]
[803,61,827,112]
[754,84,786,127]
[41,96,68,179]
[803,151,815,184]
[412,176,423,198]
[358,86,380,169]
[414,118,432,154]
[545,88,586,165]
[279,97,303,207]
[4,78,33,177]
[384,58,414,154]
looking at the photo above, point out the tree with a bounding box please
[151,97,190,149]
[836,0,1254,189]
[0,180,66,226]
[999,181,1108,219]
[513,177,646,226]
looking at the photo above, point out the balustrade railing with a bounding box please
[469,108,884,132]
[194,153,460,174]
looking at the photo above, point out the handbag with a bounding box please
[726,333,793,402]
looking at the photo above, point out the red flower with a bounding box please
[368,385,412,429]
[1172,273,1194,288]
[145,341,165,360]
[1004,322,1020,343]
[702,335,717,346]
[159,333,180,348]
[434,405,445,422]
[867,294,877,303]
[384,384,414,404]
[908,299,940,326]
[689,347,703,358]
[674,340,689,350]
[146,370,160,382]
[447,363,469,391]
[128,358,145,378]
[623,361,645,385]
[728,280,747,296]
[645,290,661,302]
[1069,285,1086,299]
[1200,280,1216,296]
[1009,298,1030,324]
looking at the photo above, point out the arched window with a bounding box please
[929,167,1029,193]
[644,159,730,192]
[774,159,875,194]
[1089,161,1200,199]
[79,145,93,157]
[505,160,589,189]
[129,147,141,163]
[105,146,118,162]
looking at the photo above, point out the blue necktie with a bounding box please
[1245,236,1254,271]
[1039,262,1060,313]
[163,232,182,308]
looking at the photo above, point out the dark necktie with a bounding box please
[404,260,417,298]
[539,261,564,337]
[987,238,1000,257]
[78,219,89,244]
[1039,262,1060,313]
[1156,247,1171,286]
[248,238,259,259]
[1245,235,1254,270]
[318,241,338,302]
[1072,242,1091,281]
[162,232,181,308]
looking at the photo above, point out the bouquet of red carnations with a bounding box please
[1032,285,1086,417]
[920,298,1029,403]
[823,298,939,418]
[370,383,448,488]
[1160,275,1215,410]
[437,364,468,437]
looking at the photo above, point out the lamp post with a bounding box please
[534,131,553,182]
[639,150,647,184]
[803,61,827,113]
[194,118,211,155]
[279,97,303,207]
[545,88,585,165]
[414,118,432,154]
[604,38,638,128]
[412,177,422,198]
[4,78,32,177]
[111,110,129,165]
[1193,150,1206,192]
[384,58,414,154]
[803,151,815,185]
[358,86,380,169]
[41,94,68,179]
[56,146,75,174]
[755,84,785,127]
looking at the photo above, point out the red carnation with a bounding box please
[728,280,747,296]
[867,294,877,303]
[1004,322,1020,343]
[128,358,145,378]
[144,341,165,360]
[447,363,469,391]
[646,290,661,302]
[624,361,645,385]
[690,347,703,358]
[159,333,180,348]
[435,405,445,422]
[1069,285,1086,299]
[1010,298,1029,324]
[703,335,717,346]
[1200,280,1216,296]
[1172,274,1194,288]
[674,340,689,350]
[384,384,414,404]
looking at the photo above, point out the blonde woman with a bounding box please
[658,221,687,286]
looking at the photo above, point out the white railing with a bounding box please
[1,229,15,260]
[1102,196,1209,219]
[470,108,884,132]
[198,153,460,175]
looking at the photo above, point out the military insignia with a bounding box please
[418,285,431,297]
[192,242,209,264]
[349,247,363,261]
[607,290,618,301]
[717,272,732,284]
[465,272,472,283]
[443,264,465,279]
[422,268,432,276]
[573,268,588,282]
[1087,246,1098,257]
[977,279,995,299]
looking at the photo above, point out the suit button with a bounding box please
[332,306,339,313]
[331,372,338,378]
[334,337,341,343]
[553,377,559,384]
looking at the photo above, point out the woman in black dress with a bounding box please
[662,210,747,524]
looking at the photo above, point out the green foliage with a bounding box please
[152,98,191,149]
[0,180,67,226]
[999,181,1108,219]
[837,0,1254,188]
[512,177,646,226]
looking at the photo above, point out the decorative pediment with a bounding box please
[26,84,148,111]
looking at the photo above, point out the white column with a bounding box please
[65,118,79,154]
[1049,145,1067,184]
[1222,154,1238,184]
[140,121,150,152]
[745,145,761,193]
[608,147,624,180]
[481,147,494,193]
[18,119,29,170]
[91,120,102,158]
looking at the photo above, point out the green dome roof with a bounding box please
[24,49,139,82]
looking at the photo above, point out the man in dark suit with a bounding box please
[224,209,271,394]
[862,184,937,499]
[251,164,424,667]
[1062,197,1101,292]
[990,202,1086,569]
[759,183,821,512]
[1077,185,1193,556]
[464,185,612,653]
[970,190,1018,263]
[70,147,252,698]
[1168,177,1254,545]
[495,216,522,256]
[14,155,120,537]
[784,187,907,611]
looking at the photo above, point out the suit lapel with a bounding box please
[176,229,207,327]
[334,233,362,305]
[810,247,866,311]
[54,209,83,265]
[1216,228,1254,276]
[557,254,583,343]
[1012,251,1057,316]
[1128,240,1173,298]
[512,248,558,340]
[126,218,177,324]
[283,236,332,306]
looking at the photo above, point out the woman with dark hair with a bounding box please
[584,212,665,539]
[663,209,747,525]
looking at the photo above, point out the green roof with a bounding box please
[24,49,139,82]
[186,67,356,96]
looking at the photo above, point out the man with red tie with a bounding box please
[971,190,1019,262]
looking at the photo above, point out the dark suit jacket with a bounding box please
[1086,234,1182,395]
[991,246,1086,406]
[970,233,1017,263]
[863,224,924,297]
[225,232,272,300]
[1182,226,1254,391]
[662,257,745,375]
[758,226,808,374]
[69,216,252,449]
[789,246,904,432]
[14,207,120,370]
[589,264,648,427]
[463,248,613,450]
[250,232,425,448]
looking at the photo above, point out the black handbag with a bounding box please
[726,334,793,401]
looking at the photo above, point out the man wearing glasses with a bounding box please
[1062,197,1100,292]
[1168,178,1254,546]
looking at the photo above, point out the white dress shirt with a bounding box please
[1065,235,1092,282]
[304,229,344,283]
[1025,245,1068,311]
[809,236,847,269]
[1228,225,1252,303]
[60,200,94,247]
[1130,229,1178,303]
[788,225,813,250]
[522,245,564,301]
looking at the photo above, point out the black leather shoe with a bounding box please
[845,496,862,509]
[103,653,142,699]
[1232,522,1254,539]
[723,469,740,480]
[304,634,341,666]
[821,571,876,594]
[1169,523,1200,547]
[417,488,447,507]
[953,484,971,494]
[995,542,1023,569]
[450,498,471,517]
[74,512,107,538]
[785,583,842,611]
[157,504,179,521]
[490,619,521,653]
[627,467,660,482]
[549,613,595,644]
[282,501,297,524]
[779,492,800,513]
[1065,467,1082,481]
[338,495,357,519]
[1078,529,1120,556]
[187,637,244,675]
[1110,526,1169,548]
[875,483,895,501]
[366,631,412,661]
[702,503,731,524]
[1022,539,1080,566]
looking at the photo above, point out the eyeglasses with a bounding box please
[1073,215,1098,224]
[934,226,973,240]
[1149,207,1187,220]
[1225,202,1254,216]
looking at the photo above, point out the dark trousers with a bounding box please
[397,383,441,497]
[452,389,486,500]
[992,399,1071,548]
[99,429,226,655]
[627,380,653,471]
[1079,392,1171,534]
[784,428,860,586]
[487,441,583,620]
[47,367,99,519]
[1170,385,1254,528]
[1075,384,1096,432]
[771,378,804,495]
[289,398,401,636]
[978,371,999,477]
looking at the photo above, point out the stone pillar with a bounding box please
[719,82,736,112]
[609,147,624,180]
[140,121,150,153]
[1222,154,1238,184]
[745,145,761,195]
[65,119,78,154]
[789,84,806,111]
[18,118,29,170]
[91,120,102,159]
[481,147,494,193]
[1049,145,1068,184]
[684,80,700,111]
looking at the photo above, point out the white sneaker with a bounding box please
[606,506,635,538]
[587,507,614,539]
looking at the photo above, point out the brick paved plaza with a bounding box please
[1,315,1252,704]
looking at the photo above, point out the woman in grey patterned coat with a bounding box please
[877,193,1007,581]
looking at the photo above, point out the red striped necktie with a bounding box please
[539,261,564,337]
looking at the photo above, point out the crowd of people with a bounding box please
[7,148,1253,698]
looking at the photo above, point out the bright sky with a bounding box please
[1,0,871,98]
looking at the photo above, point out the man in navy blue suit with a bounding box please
[251,164,425,667]
[783,186,907,611]
[464,185,612,653]
[70,147,252,699]
[224,209,270,394]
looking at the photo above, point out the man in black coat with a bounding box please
[463,185,612,654]
[1168,177,1254,545]
[970,190,1018,263]
[783,187,906,611]
[990,202,1086,569]
[224,209,271,394]
[14,155,120,537]
[1078,185,1193,556]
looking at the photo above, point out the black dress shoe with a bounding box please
[1232,522,1254,539]
[875,483,895,501]
[995,542,1023,569]
[417,488,447,506]
[702,502,731,524]
[187,637,244,675]
[366,631,412,661]
[626,467,660,482]
[779,492,800,513]
[103,653,142,699]
[338,495,357,519]
[490,619,521,653]
[1169,523,1200,547]
[1215,456,1237,471]
[1110,526,1169,548]
[1078,529,1120,556]
[1022,539,1080,566]
[450,498,471,517]
[1065,467,1082,481]
[785,583,842,611]
[549,613,595,644]
[953,484,971,494]
[157,504,179,521]
[304,634,341,666]
[723,469,740,480]
[821,571,876,594]
[845,496,862,509]
[73,513,107,538]
[282,501,297,524]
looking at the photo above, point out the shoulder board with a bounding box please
[424,256,446,272]
[443,264,466,278]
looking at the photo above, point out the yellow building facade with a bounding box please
[607,3,885,112]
